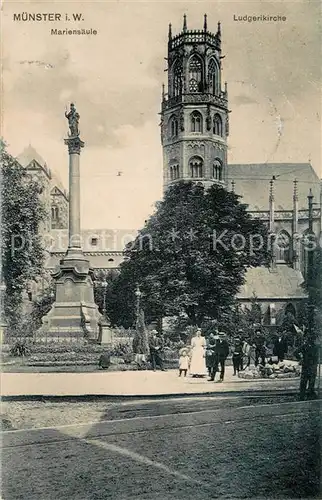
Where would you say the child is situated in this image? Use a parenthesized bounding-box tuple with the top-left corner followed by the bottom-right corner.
(179, 348, 190, 377)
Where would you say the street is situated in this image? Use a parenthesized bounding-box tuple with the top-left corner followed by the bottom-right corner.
(2, 396, 321, 499)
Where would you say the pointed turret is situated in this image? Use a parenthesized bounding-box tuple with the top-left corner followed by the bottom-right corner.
(183, 14, 187, 32)
(204, 14, 208, 31)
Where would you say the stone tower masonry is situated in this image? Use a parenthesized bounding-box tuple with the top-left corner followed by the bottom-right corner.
(160, 14, 230, 191)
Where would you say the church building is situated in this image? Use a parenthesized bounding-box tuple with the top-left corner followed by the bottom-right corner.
(159, 15, 321, 326)
(16, 15, 321, 328)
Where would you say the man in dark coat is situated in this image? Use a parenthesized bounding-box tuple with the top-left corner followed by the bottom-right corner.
(149, 330, 165, 371)
(273, 334, 288, 362)
(213, 332, 229, 382)
(295, 334, 319, 400)
(254, 330, 266, 366)
(232, 336, 244, 375)
(206, 332, 218, 380)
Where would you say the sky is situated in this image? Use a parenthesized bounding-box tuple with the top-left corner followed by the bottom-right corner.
(2, 0, 321, 229)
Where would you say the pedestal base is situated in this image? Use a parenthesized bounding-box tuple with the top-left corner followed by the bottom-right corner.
(39, 249, 101, 341)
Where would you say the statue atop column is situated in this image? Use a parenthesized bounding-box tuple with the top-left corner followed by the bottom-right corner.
(65, 103, 80, 137)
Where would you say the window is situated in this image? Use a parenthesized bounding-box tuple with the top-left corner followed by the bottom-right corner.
(189, 156, 203, 178)
(188, 55, 203, 93)
(275, 230, 291, 263)
(212, 159, 223, 181)
(91, 237, 98, 246)
(169, 164, 180, 180)
(169, 116, 178, 138)
(208, 58, 219, 95)
(108, 258, 114, 262)
(172, 60, 183, 97)
(190, 111, 203, 133)
(51, 206, 59, 221)
(213, 114, 222, 136)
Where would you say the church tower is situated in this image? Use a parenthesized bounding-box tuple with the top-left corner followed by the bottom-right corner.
(160, 15, 229, 191)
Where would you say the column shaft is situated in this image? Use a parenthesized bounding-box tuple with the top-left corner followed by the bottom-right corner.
(68, 152, 81, 249)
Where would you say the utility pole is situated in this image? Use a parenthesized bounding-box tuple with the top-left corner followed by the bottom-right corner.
(307, 189, 315, 341)
(299, 190, 319, 400)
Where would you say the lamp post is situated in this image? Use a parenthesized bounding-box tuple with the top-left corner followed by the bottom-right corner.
(135, 284, 142, 323)
(101, 279, 108, 318)
(307, 189, 315, 341)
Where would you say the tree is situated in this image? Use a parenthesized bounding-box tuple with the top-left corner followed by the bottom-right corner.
(1, 146, 47, 333)
(109, 181, 270, 327)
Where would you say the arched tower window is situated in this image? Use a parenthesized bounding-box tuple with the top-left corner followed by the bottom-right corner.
(208, 58, 219, 95)
(169, 163, 180, 181)
(213, 114, 222, 136)
(172, 60, 183, 98)
(212, 159, 223, 181)
(275, 230, 291, 263)
(189, 156, 203, 178)
(169, 116, 178, 138)
(190, 111, 203, 133)
(188, 55, 203, 93)
(51, 206, 59, 221)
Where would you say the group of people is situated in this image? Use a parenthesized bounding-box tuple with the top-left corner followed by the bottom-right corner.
(149, 327, 318, 399)
(179, 329, 231, 382)
(178, 328, 292, 382)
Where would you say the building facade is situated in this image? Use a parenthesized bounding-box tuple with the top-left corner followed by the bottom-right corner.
(161, 15, 229, 190)
(16, 17, 322, 328)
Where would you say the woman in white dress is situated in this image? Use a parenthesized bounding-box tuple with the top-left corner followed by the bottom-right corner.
(190, 329, 207, 377)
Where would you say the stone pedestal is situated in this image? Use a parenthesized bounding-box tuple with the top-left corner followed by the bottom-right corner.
(39, 113, 100, 342)
(40, 253, 101, 341)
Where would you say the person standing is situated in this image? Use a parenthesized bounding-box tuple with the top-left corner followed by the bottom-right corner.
(232, 336, 244, 376)
(213, 332, 229, 382)
(206, 332, 219, 381)
(273, 334, 288, 362)
(190, 329, 207, 377)
(254, 330, 266, 367)
(178, 348, 190, 377)
(295, 334, 319, 400)
(149, 330, 165, 371)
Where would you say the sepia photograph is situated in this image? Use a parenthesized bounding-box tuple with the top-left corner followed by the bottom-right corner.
(1, 0, 321, 498)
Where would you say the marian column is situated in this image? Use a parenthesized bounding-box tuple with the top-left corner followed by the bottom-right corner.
(39, 104, 101, 342)
(64, 104, 83, 258)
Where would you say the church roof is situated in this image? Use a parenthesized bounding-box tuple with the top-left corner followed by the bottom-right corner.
(17, 145, 68, 199)
(237, 266, 307, 300)
(227, 163, 321, 211)
(17, 144, 48, 169)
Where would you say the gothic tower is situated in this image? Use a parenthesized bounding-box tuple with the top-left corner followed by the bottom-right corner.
(160, 15, 229, 191)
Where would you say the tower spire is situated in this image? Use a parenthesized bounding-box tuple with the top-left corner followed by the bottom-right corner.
(217, 21, 221, 37)
(204, 14, 208, 31)
(168, 23, 172, 40)
(183, 14, 187, 32)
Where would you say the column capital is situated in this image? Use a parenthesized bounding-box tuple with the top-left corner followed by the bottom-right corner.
(64, 136, 85, 155)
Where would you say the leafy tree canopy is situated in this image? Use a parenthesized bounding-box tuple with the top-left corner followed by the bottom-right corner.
(1, 146, 47, 332)
(108, 181, 270, 327)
